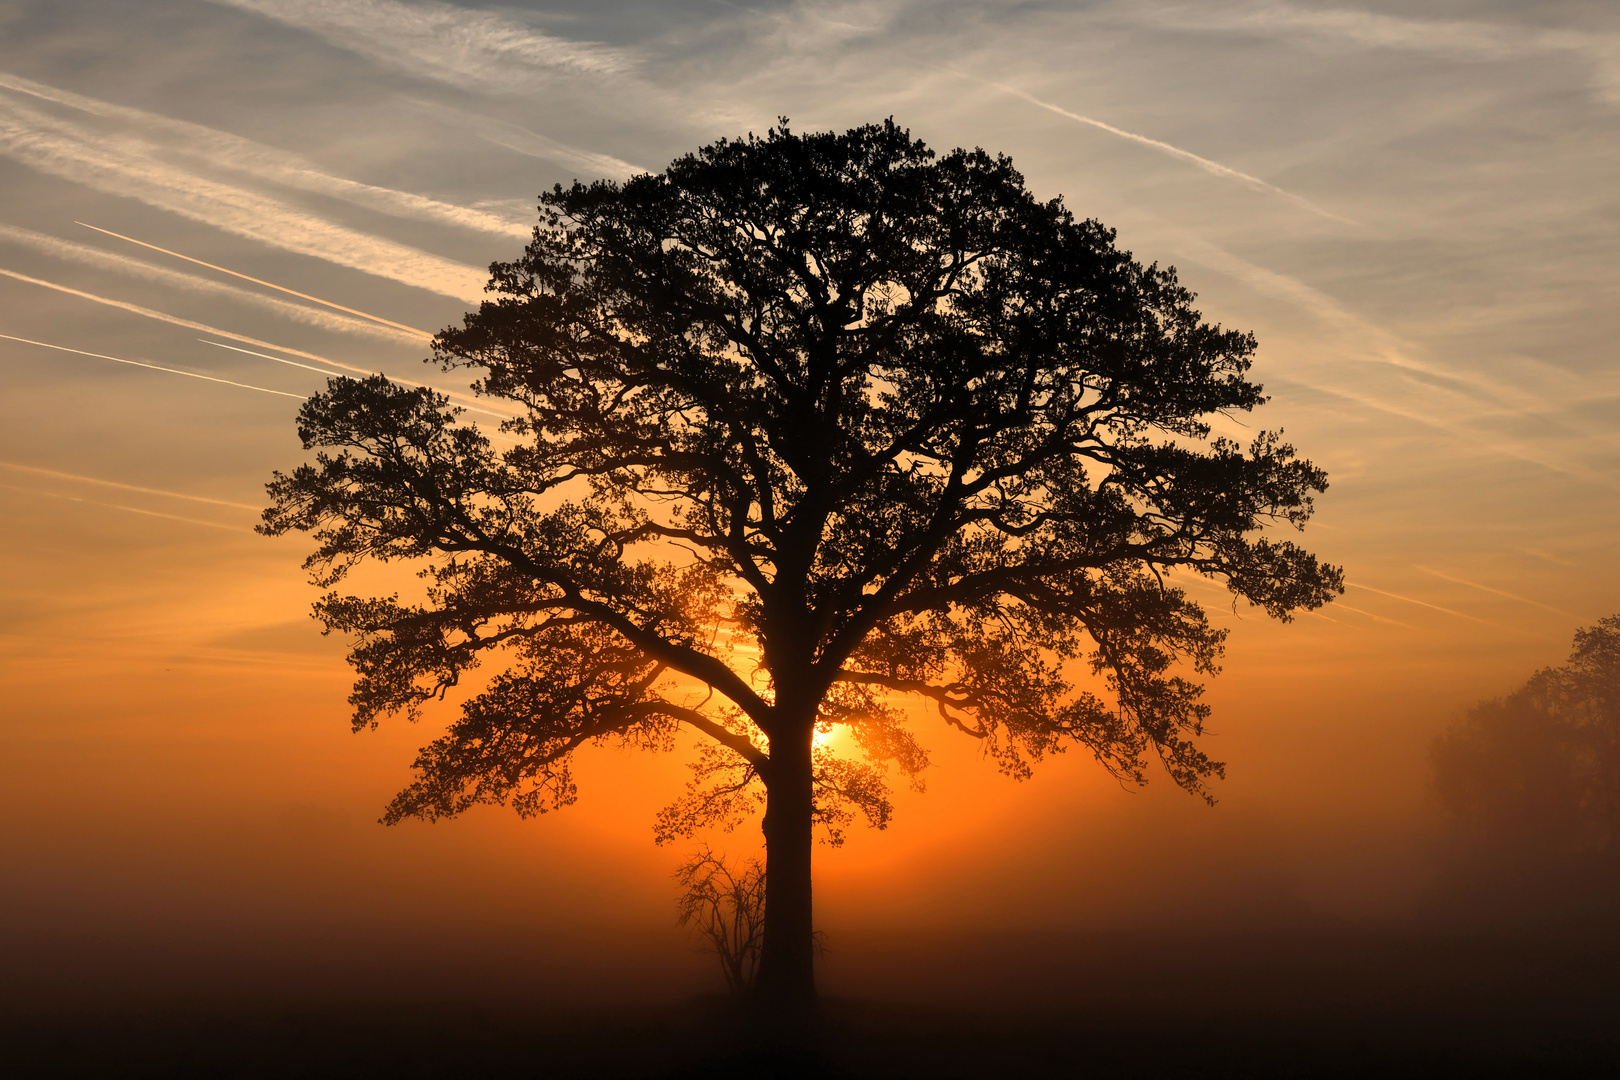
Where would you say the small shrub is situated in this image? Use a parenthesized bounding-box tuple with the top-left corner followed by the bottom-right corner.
(675, 847, 765, 994)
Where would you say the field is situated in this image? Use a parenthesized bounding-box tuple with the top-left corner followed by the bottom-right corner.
(9, 929, 1618, 1078)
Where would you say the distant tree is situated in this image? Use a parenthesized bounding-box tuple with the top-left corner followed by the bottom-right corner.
(1433, 616, 1620, 867)
(675, 847, 767, 994)
(260, 120, 1342, 1008)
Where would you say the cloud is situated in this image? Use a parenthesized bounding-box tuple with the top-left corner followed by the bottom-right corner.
(0, 71, 530, 239)
(1133, 2, 1527, 56)
(1124, 1, 1620, 104)
(0, 222, 422, 345)
(403, 99, 648, 180)
(0, 77, 491, 303)
(202, 0, 631, 91)
(1121, 222, 1620, 490)
(1143, 225, 1525, 405)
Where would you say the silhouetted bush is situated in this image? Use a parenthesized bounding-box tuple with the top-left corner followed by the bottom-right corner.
(676, 848, 766, 994)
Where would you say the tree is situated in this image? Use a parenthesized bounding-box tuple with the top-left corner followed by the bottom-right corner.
(261, 120, 1342, 1008)
(675, 847, 768, 994)
(1432, 617, 1620, 872)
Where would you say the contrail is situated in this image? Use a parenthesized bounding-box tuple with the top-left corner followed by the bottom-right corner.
(1413, 565, 1581, 619)
(76, 222, 433, 339)
(0, 266, 514, 417)
(1332, 602, 1414, 629)
(978, 79, 1359, 227)
(1519, 547, 1578, 569)
(197, 341, 517, 424)
(0, 460, 259, 510)
(201, 340, 349, 378)
(0, 222, 419, 345)
(2, 483, 247, 532)
(0, 333, 304, 397)
(1345, 581, 1500, 626)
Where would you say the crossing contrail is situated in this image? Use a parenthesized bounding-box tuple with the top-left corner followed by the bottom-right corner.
(76, 222, 434, 339)
(1331, 603, 1414, 629)
(1345, 581, 1501, 627)
(1413, 565, 1581, 619)
(0, 460, 260, 509)
(0, 333, 304, 397)
(1, 483, 248, 532)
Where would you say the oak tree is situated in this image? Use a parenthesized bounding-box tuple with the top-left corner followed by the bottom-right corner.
(261, 120, 1342, 1006)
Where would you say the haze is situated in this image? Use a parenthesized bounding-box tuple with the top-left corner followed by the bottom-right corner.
(2, 1, 1617, 1072)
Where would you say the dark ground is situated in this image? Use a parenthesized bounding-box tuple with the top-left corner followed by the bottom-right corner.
(6, 930, 1619, 1078)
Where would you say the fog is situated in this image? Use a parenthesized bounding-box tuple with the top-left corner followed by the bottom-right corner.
(4, 0, 1620, 1073)
(5, 570, 1615, 1043)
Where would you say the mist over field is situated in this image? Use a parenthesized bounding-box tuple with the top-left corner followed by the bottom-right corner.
(3, 1, 1619, 1075)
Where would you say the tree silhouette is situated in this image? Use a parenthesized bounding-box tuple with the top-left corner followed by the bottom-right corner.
(261, 120, 1342, 1007)
(675, 847, 767, 994)
(1433, 616, 1620, 880)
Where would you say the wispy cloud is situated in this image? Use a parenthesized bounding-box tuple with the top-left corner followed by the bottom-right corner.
(1127, 222, 1620, 490)
(0, 70, 531, 239)
(203, 0, 631, 91)
(0, 82, 489, 303)
(0, 222, 421, 345)
(1123, 1, 1620, 104)
(404, 99, 648, 180)
(1134, 1, 1531, 57)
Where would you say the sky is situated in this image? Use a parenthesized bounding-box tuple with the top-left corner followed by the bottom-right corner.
(2, 0, 1618, 1008)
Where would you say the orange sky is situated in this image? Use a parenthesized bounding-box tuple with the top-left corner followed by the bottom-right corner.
(3, 0, 1619, 1007)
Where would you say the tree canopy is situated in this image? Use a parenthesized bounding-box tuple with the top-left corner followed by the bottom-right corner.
(1434, 616, 1620, 864)
(261, 119, 1342, 1002)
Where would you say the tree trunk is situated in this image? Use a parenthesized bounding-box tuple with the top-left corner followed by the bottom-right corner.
(753, 720, 816, 1008)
